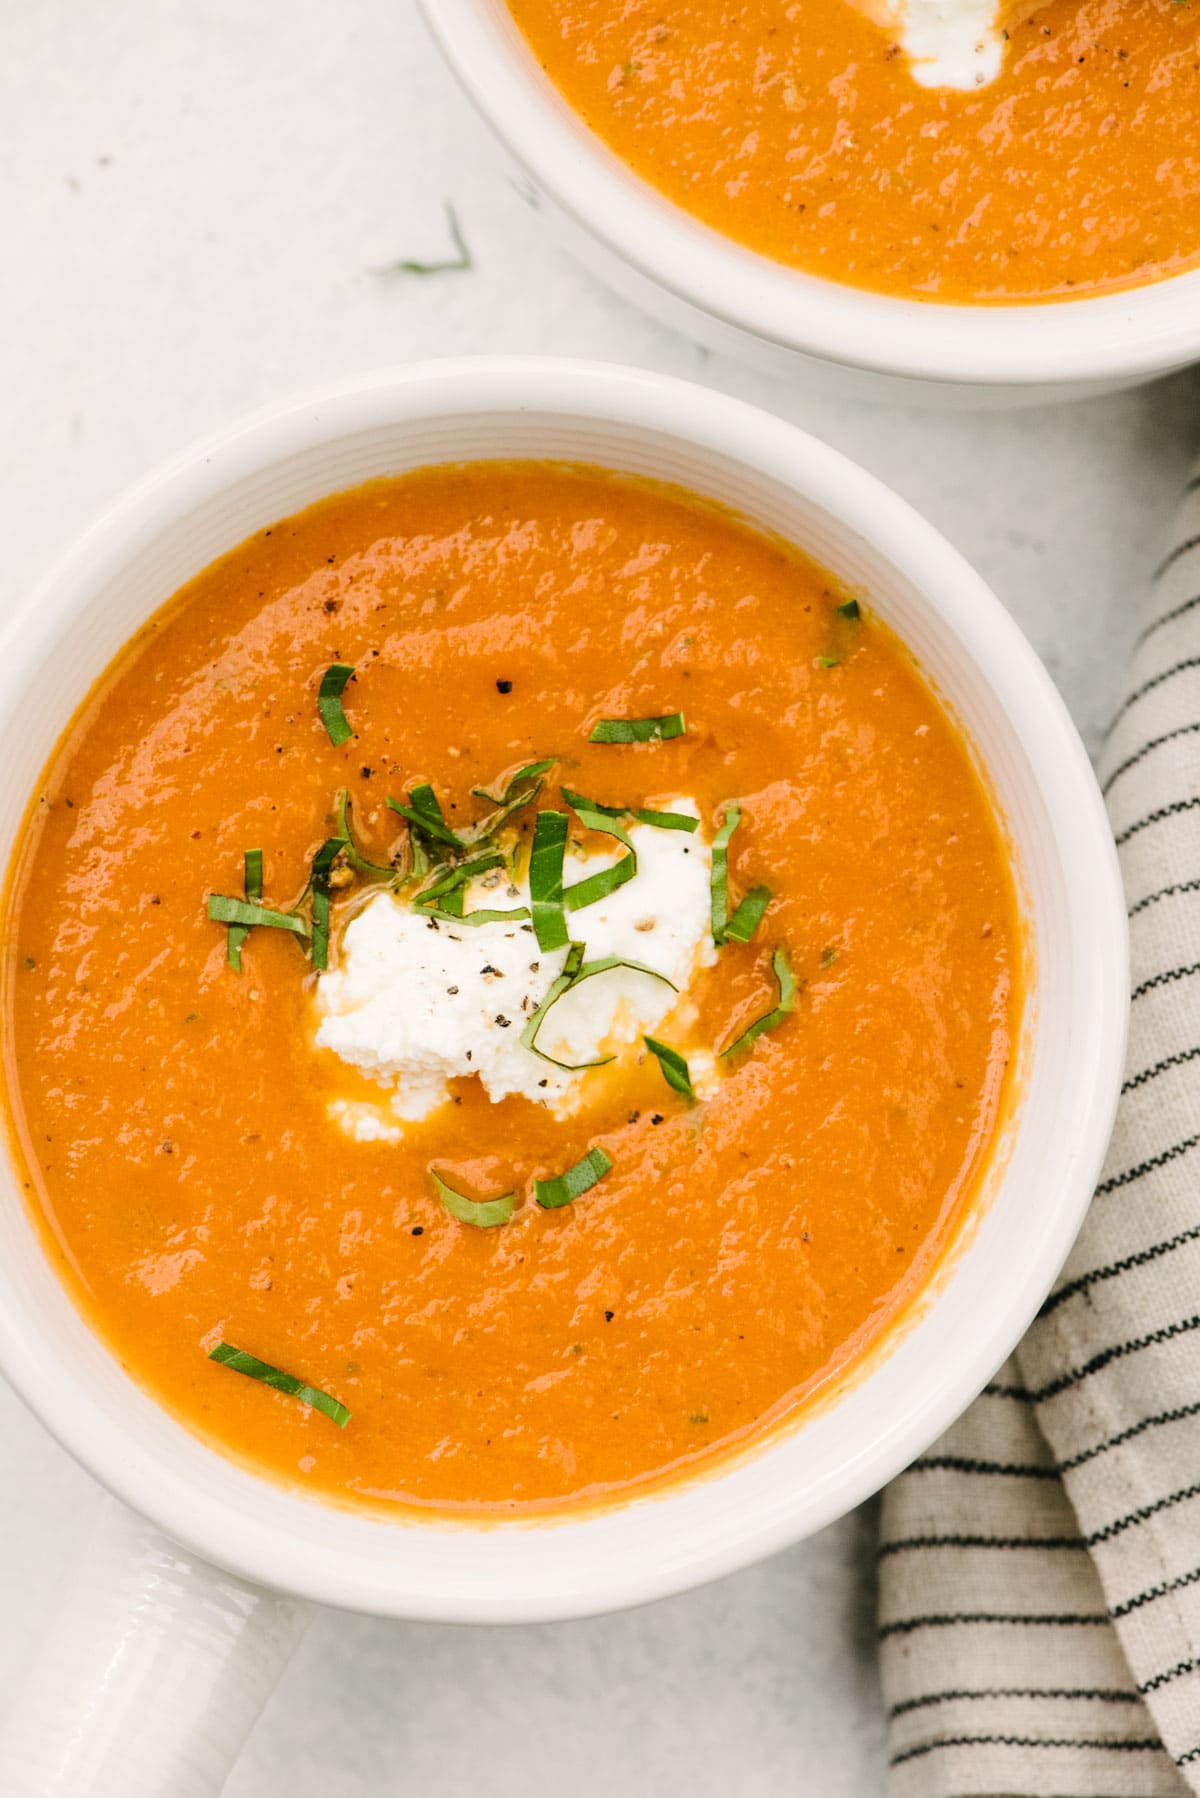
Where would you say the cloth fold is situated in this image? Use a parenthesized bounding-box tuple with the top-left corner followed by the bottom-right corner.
(880, 468, 1200, 1797)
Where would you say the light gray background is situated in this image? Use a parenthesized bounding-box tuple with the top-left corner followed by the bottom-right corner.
(2, 3, 1197, 1792)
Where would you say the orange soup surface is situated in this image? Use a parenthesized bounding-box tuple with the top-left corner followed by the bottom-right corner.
(3, 464, 1019, 1515)
(505, 0, 1200, 302)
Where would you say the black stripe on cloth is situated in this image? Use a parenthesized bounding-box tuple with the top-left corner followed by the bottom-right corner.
(1132, 594, 1200, 653)
(907, 1453, 1060, 1480)
(1060, 1400, 1200, 1475)
(889, 1688, 1142, 1718)
(1112, 1563, 1200, 1621)
(1140, 1658, 1199, 1696)
(1155, 535, 1200, 584)
(1178, 1743, 1200, 1765)
(1106, 656, 1200, 736)
(890, 1734, 1163, 1768)
(1085, 1480, 1200, 1550)
(1040, 1223, 1200, 1317)
(1131, 962, 1200, 1003)
(982, 1380, 1033, 1400)
(1114, 796, 1200, 848)
(1129, 877, 1200, 919)
(1094, 1134, 1200, 1197)
(1102, 720, 1200, 793)
(1123, 1045, 1200, 1094)
(1028, 1315, 1200, 1402)
(889, 1687, 1142, 1718)
(879, 1611, 1110, 1640)
(878, 1533, 1085, 1559)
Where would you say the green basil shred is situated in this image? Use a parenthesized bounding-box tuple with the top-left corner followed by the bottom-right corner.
(710, 807, 770, 945)
(589, 713, 685, 744)
(386, 783, 466, 851)
(318, 663, 355, 747)
(634, 807, 699, 833)
(208, 1340, 351, 1428)
(836, 598, 861, 620)
(643, 1035, 696, 1104)
(721, 945, 797, 1058)
(308, 837, 345, 971)
(334, 789, 395, 879)
(225, 848, 263, 971)
(420, 904, 531, 927)
(724, 884, 772, 945)
(561, 791, 638, 912)
(430, 1168, 516, 1228)
(207, 894, 309, 940)
(529, 809, 570, 951)
(535, 1146, 614, 1210)
(521, 951, 675, 1071)
(710, 805, 740, 944)
(415, 850, 506, 909)
(471, 758, 556, 807)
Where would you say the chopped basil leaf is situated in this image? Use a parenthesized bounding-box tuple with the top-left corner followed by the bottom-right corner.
(430, 1168, 516, 1228)
(564, 853, 637, 911)
(208, 1340, 350, 1428)
(634, 807, 699, 833)
(308, 837, 344, 972)
(589, 713, 685, 744)
(520, 963, 613, 1072)
(415, 850, 505, 907)
(535, 1146, 613, 1209)
(560, 786, 625, 824)
(529, 809, 569, 951)
(816, 655, 840, 669)
(561, 790, 638, 912)
(521, 952, 675, 1071)
(420, 904, 531, 927)
(374, 203, 472, 277)
(643, 1035, 696, 1103)
(334, 789, 395, 879)
(413, 848, 526, 923)
(208, 894, 309, 940)
(836, 598, 861, 620)
(226, 847, 263, 971)
(318, 663, 355, 747)
(710, 805, 740, 944)
(311, 889, 331, 969)
(471, 759, 556, 807)
(467, 759, 556, 841)
(386, 785, 465, 850)
(724, 884, 772, 945)
(720, 945, 797, 1058)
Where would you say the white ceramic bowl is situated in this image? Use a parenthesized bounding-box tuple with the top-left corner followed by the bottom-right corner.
(0, 359, 1126, 1633)
(419, 0, 1200, 404)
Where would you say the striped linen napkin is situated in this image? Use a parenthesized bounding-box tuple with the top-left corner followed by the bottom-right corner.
(879, 466, 1200, 1798)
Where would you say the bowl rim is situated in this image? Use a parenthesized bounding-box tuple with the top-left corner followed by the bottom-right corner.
(0, 358, 1129, 1619)
(418, 0, 1200, 390)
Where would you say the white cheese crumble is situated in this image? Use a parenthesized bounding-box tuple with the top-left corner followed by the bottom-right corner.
(315, 800, 716, 1133)
(851, 0, 1015, 88)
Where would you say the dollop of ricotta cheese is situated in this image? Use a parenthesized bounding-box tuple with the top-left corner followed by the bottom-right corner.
(315, 801, 716, 1133)
(850, 0, 1015, 88)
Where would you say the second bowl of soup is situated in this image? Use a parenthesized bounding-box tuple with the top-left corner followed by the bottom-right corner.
(421, 0, 1200, 398)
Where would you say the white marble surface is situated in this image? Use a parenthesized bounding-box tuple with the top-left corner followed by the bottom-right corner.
(1, 3, 1197, 1792)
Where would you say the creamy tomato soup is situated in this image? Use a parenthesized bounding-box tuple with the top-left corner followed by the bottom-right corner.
(505, 0, 1200, 303)
(2, 464, 1019, 1514)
